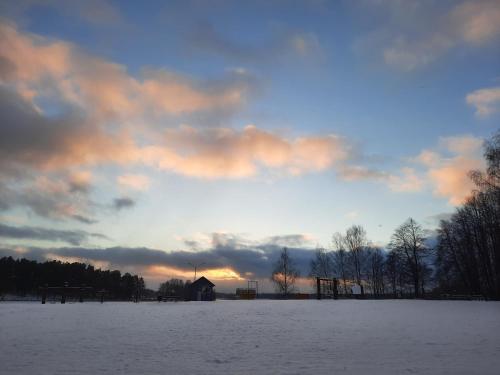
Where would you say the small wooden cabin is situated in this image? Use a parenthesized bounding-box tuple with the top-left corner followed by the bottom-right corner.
(187, 276, 216, 301)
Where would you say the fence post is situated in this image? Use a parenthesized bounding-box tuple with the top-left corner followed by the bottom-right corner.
(316, 277, 321, 300)
(61, 282, 68, 304)
(41, 287, 47, 304)
(99, 290, 104, 303)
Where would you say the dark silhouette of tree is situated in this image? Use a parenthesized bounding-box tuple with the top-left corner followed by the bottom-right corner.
(0, 257, 147, 300)
(309, 247, 334, 279)
(158, 278, 186, 297)
(271, 247, 300, 297)
(389, 218, 428, 298)
(332, 232, 351, 294)
(384, 249, 406, 297)
(364, 247, 385, 296)
(435, 131, 500, 299)
(344, 225, 367, 295)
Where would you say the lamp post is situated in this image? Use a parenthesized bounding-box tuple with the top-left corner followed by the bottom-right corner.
(188, 262, 206, 281)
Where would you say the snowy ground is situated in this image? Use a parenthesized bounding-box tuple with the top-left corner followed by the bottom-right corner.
(1, 300, 499, 375)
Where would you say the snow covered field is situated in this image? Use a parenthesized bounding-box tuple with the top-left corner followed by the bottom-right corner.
(1, 300, 499, 375)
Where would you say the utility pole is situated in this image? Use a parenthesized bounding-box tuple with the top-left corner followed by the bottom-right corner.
(284, 247, 288, 297)
(188, 262, 206, 281)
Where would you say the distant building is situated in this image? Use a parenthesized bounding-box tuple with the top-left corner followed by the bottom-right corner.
(187, 276, 216, 301)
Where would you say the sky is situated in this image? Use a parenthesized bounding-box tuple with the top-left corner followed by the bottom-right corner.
(0, 0, 499, 292)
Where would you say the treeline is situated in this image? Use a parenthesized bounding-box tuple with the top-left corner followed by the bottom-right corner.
(307, 131, 500, 300)
(308, 219, 432, 298)
(158, 278, 190, 298)
(435, 132, 500, 299)
(0, 257, 146, 300)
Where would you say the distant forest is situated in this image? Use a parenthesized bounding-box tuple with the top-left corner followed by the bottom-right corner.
(0, 257, 147, 300)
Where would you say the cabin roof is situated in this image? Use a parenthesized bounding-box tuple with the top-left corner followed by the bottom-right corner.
(189, 276, 215, 288)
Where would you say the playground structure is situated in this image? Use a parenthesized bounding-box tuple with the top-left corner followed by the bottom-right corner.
(39, 283, 98, 304)
(316, 277, 339, 300)
(236, 280, 259, 299)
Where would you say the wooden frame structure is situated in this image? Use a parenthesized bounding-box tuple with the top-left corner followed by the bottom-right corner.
(316, 277, 339, 300)
(39, 284, 95, 304)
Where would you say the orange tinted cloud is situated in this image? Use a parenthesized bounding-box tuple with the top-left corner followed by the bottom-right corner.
(0, 22, 251, 119)
(378, 0, 500, 71)
(140, 125, 351, 178)
(428, 156, 482, 205)
(466, 86, 500, 117)
(117, 174, 151, 191)
(451, 1, 500, 43)
(388, 167, 424, 193)
(414, 135, 485, 205)
(1, 83, 355, 180)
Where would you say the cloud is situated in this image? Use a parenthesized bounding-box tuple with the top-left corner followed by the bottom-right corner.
(0, 69, 449, 222)
(0, 21, 254, 120)
(338, 166, 389, 182)
(439, 135, 484, 155)
(0, 223, 108, 245)
(289, 32, 322, 57)
(0, 0, 124, 27)
(360, 0, 500, 71)
(0, 85, 138, 173)
(112, 197, 135, 211)
(0, 19, 253, 222)
(387, 167, 424, 192)
(68, 170, 93, 193)
(188, 21, 323, 63)
(450, 0, 500, 43)
(337, 164, 425, 194)
(0, 19, 456, 223)
(0, 24, 347, 190)
(66, 0, 123, 26)
(0, 81, 395, 220)
(383, 34, 453, 71)
(265, 234, 314, 247)
(0, 86, 119, 222)
(72, 215, 98, 224)
(140, 125, 353, 178)
(413, 135, 485, 205)
(427, 157, 482, 205)
(345, 211, 359, 220)
(0, 173, 96, 224)
(117, 174, 151, 191)
(0, 82, 356, 180)
(0, 232, 317, 281)
(466, 86, 500, 117)
(425, 212, 454, 226)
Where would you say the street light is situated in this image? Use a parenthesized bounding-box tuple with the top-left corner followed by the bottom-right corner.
(187, 261, 206, 281)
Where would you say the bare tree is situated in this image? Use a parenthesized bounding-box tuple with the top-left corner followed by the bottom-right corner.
(389, 218, 428, 298)
(435, 131, 500, 300)
(158, 278, 185, 296)
(271, 247, 300, 297)
(385, 249, 405, 297)
(365, 247, 385, 296)
(332, 232, 350, 294)
(344, 225, 367, 295)
(309, 247, 334, 279)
